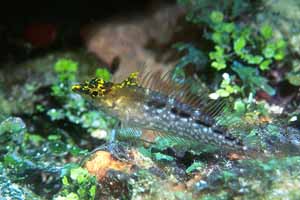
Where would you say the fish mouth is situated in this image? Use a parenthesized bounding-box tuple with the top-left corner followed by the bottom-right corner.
(71, 84, 82, 93)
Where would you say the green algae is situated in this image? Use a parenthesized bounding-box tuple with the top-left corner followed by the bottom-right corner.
(0, 116, 88, 199)
(54, 167, 97, 200)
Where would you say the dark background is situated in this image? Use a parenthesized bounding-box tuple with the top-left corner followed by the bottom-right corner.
(0, 0, 175, 23)
(0, 0, 175, 64)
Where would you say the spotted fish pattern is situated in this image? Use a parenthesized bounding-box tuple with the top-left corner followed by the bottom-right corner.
(72, 71, 247, 152)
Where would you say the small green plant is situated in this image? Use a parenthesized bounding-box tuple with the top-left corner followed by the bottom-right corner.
(186, 161, 204, 174)
(208, 11, 286, 72)
(54, 167, 97, 200)
(286, 60, 300, 86)
(175, 10, 286, 101)
(42, 59, 115, 134)
(51, 59, 78, 98)
(177, 0, 256, 24)
(137, 140, 176, 163)
(95, 68, 111, 82)
(209, 73, 241, 99)
(207, 11, 285, 98)
(173, 43, 208, 70)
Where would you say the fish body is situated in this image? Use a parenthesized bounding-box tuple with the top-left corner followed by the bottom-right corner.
(72, 72, 247, 151)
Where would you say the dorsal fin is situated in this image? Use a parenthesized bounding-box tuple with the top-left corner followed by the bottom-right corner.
(136, 69, 228, 121)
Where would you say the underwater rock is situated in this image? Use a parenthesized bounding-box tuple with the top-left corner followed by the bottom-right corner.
(98, 169, 132, 199)
(82, 4, 185, 80)
(0, 117, 26, 149)
(0, 50, 100, 116)
(249, 124, 300, 155)
(84, 151, 133, 181)
(0, 173, 42, 200)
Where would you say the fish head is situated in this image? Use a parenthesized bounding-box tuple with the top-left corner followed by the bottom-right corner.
(72, 72, 141, 116)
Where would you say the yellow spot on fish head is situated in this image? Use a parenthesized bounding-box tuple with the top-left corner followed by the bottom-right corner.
(72, 72, 139, 107)
(72, 78, 113, 98)
(115, 72, 139, 89)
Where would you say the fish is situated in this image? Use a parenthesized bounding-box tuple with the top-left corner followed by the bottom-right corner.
(72, 70, 248, 153)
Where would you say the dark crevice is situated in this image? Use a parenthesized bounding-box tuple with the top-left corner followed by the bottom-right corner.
(178, 111, 191, 118)
(147, 100, 167, 109)
(194, 119, 212, 127)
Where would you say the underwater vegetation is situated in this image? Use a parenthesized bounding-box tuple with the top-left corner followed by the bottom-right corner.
(1, 0, 300, 199)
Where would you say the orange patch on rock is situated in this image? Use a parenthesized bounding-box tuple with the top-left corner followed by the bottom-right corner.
(81, 5, 185, 79)
(227, 152, 245, 160)
(84, 151, 132, 181)
(259, 116, 272, 123)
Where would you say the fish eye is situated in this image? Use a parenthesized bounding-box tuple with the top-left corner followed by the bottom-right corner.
(91, 91, 98, 97)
